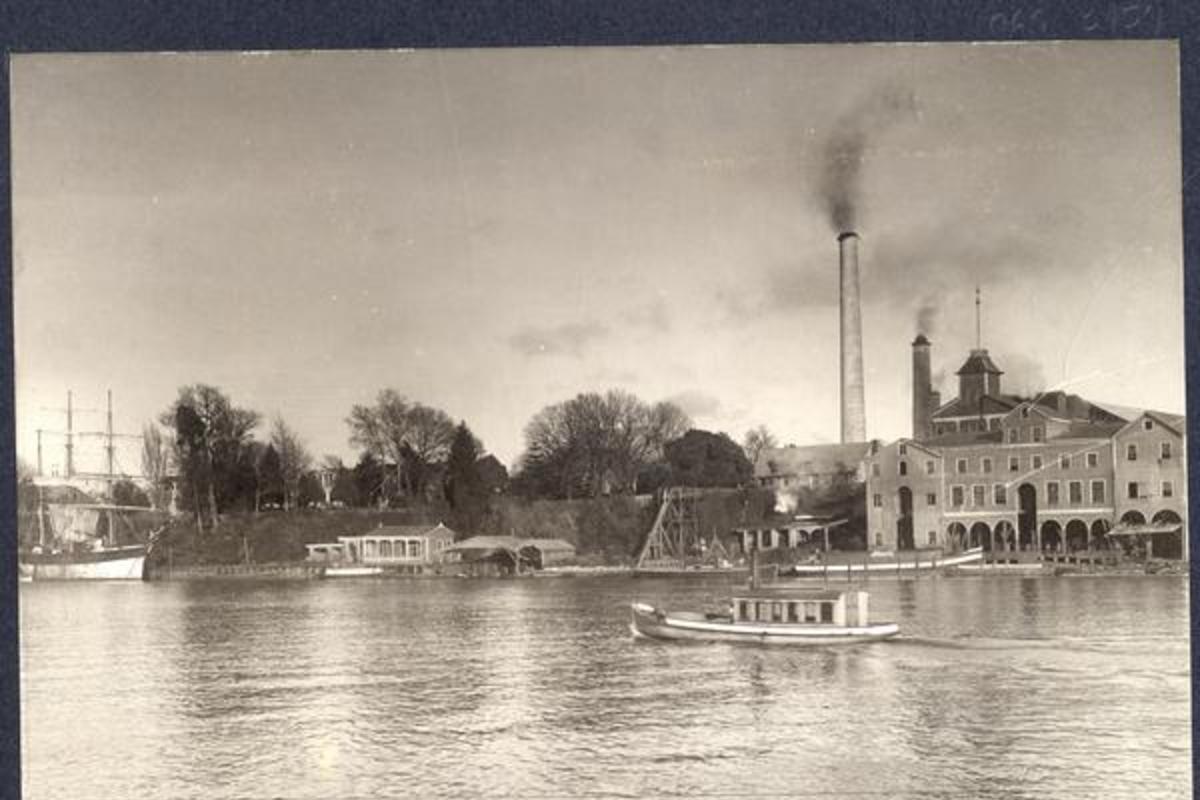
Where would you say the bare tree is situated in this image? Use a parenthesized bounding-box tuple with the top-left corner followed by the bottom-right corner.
(270, 416, 312, 511)
(515, 390, 692, 499)
(140, 422, 173, 510)
(742, 425, 779, 471)
(346, 390, 456, 502)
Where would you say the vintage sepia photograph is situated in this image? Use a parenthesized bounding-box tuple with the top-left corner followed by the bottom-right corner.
(11, 40, 1190, 798)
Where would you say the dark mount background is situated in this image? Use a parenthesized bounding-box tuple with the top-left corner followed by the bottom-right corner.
(1, 1, 1197, 795)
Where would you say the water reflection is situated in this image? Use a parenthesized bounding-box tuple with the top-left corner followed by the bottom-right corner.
(21, 575, 1191, 800)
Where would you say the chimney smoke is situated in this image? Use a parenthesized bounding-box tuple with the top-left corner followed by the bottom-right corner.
(839, 232, 866, 443)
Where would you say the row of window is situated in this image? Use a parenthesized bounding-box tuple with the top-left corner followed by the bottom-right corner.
(1127, 442, 1172, 461)
(1128, 481, 1175, 500)
(872, 479, 1178, 511)
(875, 441, 1176, 480)
(942, 481, 1106, 508)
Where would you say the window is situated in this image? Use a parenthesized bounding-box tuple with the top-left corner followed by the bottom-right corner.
(1046, 482, 1060, 506)
(951, 486, 965, 507)
(771, 603, 783, 623)
(739, 601, 749, 620)
(1127, 444, 1137, 461)
(1161, 442, 1172, 460)
(1143, 419, 1154, 431)
(1060, 455, 1070, 470)
(873, 494, 882, 508)
(1032, 455, 1043, 470)
(925, 460, 936, 475)
(1068, 481, 1082, 504)
(994, 484, 1007, 505)
(1162, 481, 1174, 498)
(875, 533, 883, 547)
(973, 485, 986, 506)
(787, 603, 799, 623)
(988, 418, 1001, 431)
(1087, 452, 1098, 468)
(1021, 407, 1030, 419)
(820, 604, 833, 623)
(1091, 480, 1105, 504)
(1009, 456, 1020, 472)
(1008, 428, 1018, 443)
(899, 460, 908, 476)
(957, 458, 968, 474)
(899, 444, 908, 456)
(1032, 425, 1044, 443)
(927, 531, 937, 546)
(871, 463, 880, 477)
(982, 458, 993, 474)
(1127, 482, 1139, 499)
(926, 492, 937, 506)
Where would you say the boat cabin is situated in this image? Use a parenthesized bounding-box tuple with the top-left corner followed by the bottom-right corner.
(730, 588, 872, 627)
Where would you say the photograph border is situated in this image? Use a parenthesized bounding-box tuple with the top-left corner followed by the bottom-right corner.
(2, 2, 1197, 796)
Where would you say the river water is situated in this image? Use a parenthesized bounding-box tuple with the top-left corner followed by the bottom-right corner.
(19, 574, 1192, 799)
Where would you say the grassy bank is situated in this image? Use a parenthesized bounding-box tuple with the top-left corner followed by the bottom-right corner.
(149, 488, 778, 568)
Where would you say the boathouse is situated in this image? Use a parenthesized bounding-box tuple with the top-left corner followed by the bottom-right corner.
(305, 522, 457, 573)
(444, 535, 576, 575)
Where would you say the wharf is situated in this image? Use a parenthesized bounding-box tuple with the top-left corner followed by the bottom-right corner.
(148, 562, 326, 581)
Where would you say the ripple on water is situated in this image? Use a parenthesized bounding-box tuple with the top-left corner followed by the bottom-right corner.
(18, 575, 1192, 800)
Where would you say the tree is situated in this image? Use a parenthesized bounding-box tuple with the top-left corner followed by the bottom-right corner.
(513, 390, 693, 500)
(270, 416, 312, 511)
(475, 455, 509, 494)
(663, 429, 753, 488)
(444, 422, 489, 534)
(140, 423, 173, 510)
(346, 390, 456, 503)
(160, 384, 260, 531)
(352, 452, 388, 508)
(111, 479, 151, 507)
(256, 444, 284, 509)
(742, 425, 779, 471)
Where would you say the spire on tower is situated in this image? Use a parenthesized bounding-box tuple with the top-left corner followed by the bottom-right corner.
(975, 286, 982, 350)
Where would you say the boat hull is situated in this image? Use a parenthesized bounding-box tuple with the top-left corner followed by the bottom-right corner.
(324, 566, 385, 578)
(787, 547, 984, 576)
(630, 603, 898, 645)
(19, 546, 147, 581)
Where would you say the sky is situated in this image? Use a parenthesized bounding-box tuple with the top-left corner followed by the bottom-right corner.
(11, 41, 1185, 475)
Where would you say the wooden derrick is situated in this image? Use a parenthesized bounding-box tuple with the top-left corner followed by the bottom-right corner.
(635, 487, 709, 571)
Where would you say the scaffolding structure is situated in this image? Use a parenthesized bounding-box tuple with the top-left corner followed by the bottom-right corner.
(635, 487, 730, 571)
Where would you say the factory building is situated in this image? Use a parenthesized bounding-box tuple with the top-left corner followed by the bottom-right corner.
(865, 335, 1187, 560)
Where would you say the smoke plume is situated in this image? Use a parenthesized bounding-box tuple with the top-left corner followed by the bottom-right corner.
(818, 84, 919, 233)
(916, 294, 941, 336)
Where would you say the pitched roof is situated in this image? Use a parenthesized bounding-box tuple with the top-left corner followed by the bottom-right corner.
(367, 522, 457, 539)
(923, 430, 1005, 447)
(755, 443, 871, 479)
(956, 349, 1004, 375)
(932, 394, 1021, 419)
(446, 535, 576, 553)
(1049, 421, 1126, 441)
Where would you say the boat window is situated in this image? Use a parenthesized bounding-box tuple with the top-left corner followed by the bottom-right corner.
(771, 603, 783, 622)
(820, 603, 834, 623)
(787, 603, 799, 623)
(804, 602, 818, 622)
(739, 601, 749, 621)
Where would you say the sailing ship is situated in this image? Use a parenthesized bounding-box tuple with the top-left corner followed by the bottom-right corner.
(19, 486, 166, 581)
(18, 390, 166, 581)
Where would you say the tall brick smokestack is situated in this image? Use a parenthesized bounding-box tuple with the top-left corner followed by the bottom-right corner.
(838, 232, 866, 443)
(912, 334, 932, 440)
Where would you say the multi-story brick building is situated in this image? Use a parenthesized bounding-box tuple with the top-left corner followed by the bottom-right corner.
(865, 338, 1187, 560)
